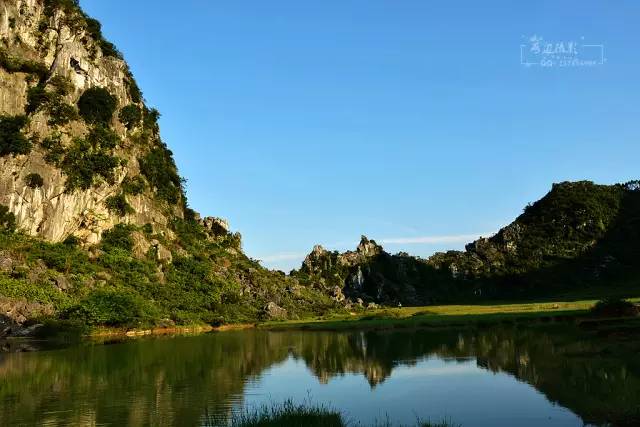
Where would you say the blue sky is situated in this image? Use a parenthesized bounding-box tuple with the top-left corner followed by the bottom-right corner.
(81, 0, 640, 271)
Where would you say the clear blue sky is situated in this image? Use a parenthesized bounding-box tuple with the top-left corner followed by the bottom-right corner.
(82, 0, 640, 271)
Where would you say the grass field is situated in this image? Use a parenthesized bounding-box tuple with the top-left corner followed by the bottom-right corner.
(262, 297, 640, 331)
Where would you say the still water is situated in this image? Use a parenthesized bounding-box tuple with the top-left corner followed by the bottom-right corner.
(0, 324, 637, 426)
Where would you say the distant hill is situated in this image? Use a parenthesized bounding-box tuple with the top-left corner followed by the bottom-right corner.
(293, 181, 640, 305)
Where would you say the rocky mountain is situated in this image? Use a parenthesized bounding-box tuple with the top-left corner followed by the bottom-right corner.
(293, 181, 640, 305)
(0, 0, 183, 244)
(0, 0, 339, 335)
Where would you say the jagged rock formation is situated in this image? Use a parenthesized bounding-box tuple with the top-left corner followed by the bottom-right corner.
(294, 235, 435, 305)
(295, 181, 640, 304)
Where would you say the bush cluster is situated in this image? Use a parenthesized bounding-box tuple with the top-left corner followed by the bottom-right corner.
(26, 77, 78, 126)
(25, 173, 44, 188)
(41, 133, 65, 164)
(0, 115, 31, 156)
(0, 205, 16, 231)
(101, 224, 135, 252)
(83, 18, 122, 59)
(61, 137, 119, 190)
(125, 75, 142, 103)
(77, 87, 117, 125)
(64, 290, 158, 326)
(87, 125, 120, 149)
(119, 104, 142, 130)
(122, 175, 146, 195)
(139, 145, 183, 204)
(105, 193, 134, 217)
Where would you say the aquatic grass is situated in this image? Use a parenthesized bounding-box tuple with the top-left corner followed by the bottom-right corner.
(203, 400, 344, 427)
(201, 400, 460, 427)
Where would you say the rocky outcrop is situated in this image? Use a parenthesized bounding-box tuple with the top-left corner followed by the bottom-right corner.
(264, 301, 287, 320)
(294, 236, 428, 306)
(1, 297, 53, 327)
(197, 216, 229, 236)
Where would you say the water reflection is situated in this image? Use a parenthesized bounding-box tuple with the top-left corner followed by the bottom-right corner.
(0, 323, 637, 426)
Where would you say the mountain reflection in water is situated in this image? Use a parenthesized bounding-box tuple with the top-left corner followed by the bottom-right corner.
(0, 323, 638, 426)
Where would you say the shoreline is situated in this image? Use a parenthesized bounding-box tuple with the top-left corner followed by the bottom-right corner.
(90, 297, 640, 337)
(3, 298, 638, 350)
(88, 322, 257, 339)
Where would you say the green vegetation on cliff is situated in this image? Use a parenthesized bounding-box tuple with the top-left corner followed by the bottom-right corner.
(0, 216, 340, 330)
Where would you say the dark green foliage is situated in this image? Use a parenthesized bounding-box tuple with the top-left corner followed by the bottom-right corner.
(101, 224, 135, 252)
(46, 101, 79, 126)
(61, 138, 119, 190)
(125, 76, 142, 103)
(41, 133, 65, 165)
(77, 87, 117, 125)
(143, 107, 160, 132)
(105, 193, 134, 217)
(63, 235, 80, 247)
(0, 205, 16, 231)
(83, 18, 122, 59)
(590, 298, 639, 317)
(25, 173, 44, 188)
(0, 114, 31, 156)
(122, 175, 145, 195)
(87, 125, 120, 149)
(26, 86, 50, 114)
(65, 290, 158, 326)
(118, 104, 142, 130)
(139, 145, 183, 204)
(27, 240, 93, 274)
(27, 78, 78, 126)
(48, 75, 73, 96)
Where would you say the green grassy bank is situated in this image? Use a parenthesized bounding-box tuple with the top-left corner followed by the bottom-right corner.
(262, 297, 640, 331)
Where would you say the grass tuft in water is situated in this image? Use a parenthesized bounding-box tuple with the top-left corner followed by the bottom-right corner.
(203, 400, 344, 427)
(202, 400, 459, 427)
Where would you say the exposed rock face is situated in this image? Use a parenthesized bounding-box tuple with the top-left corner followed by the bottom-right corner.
(264, 301, 287, 320)
(198, 216, 229, 236)
(1, 297, 53, 326)
(0, 0, 181, 244)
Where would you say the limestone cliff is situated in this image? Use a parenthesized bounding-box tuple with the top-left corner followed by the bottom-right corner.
(0, 0, 181, 244)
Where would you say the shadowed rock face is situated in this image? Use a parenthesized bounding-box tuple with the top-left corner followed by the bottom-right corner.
(294, 181, 640, 305)
(0, 0, 181, 244)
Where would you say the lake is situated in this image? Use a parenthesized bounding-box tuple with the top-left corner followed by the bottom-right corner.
(0, 323, 637, 426)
